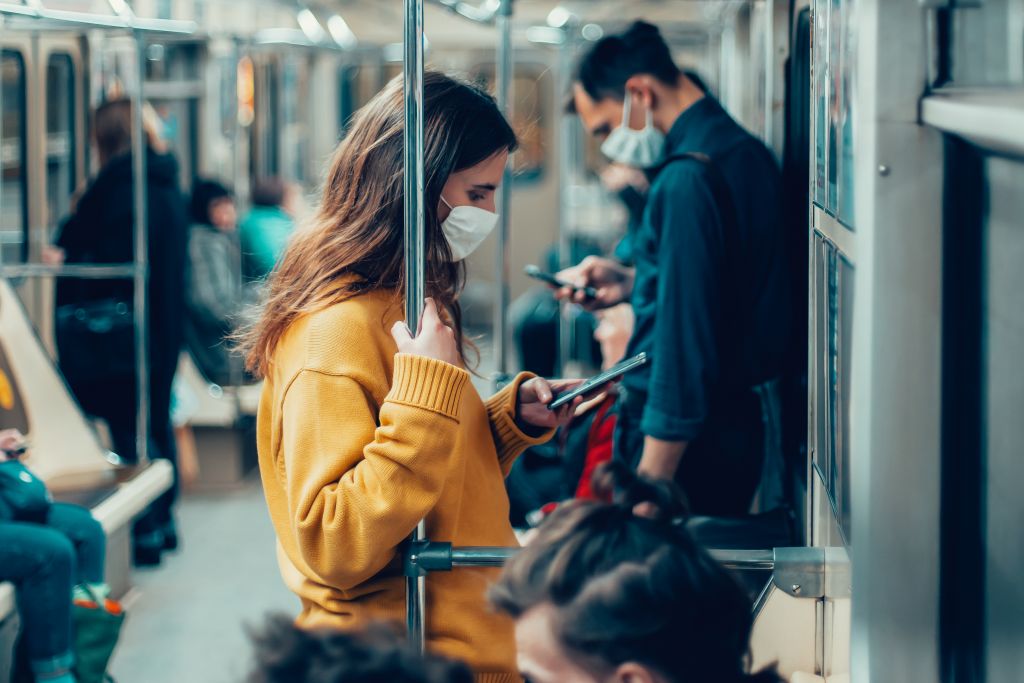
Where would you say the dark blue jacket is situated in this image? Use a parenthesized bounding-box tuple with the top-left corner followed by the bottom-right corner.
(623, 97, 790, 442)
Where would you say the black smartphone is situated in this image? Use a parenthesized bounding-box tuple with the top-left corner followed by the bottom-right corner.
(524, 264, 598, 300)
(548, 352, 649, 410)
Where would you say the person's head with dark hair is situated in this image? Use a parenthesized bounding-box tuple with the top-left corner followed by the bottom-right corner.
(490, 462, 781, 683)
(252, 177, 287, 208)
(247, 615, 474, 683)
(569, 21, 706, 169)
(190, 179, 237, 232)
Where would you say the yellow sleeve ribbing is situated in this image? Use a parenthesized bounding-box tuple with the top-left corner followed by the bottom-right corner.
(485, 371, 555, 477)
(277, 353, 469, 590)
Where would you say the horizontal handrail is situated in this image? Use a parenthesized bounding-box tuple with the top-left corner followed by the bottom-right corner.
(405, 543, 781, 574)
(0, 264, 140, 279)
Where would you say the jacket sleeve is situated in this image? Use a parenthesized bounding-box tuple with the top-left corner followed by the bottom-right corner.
(485, 371, 555, 477)
(278, 353, 469, 590)
(640, 163, 724, 442)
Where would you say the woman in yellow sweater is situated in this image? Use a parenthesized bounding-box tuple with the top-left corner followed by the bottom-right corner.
(238, 72, 581, 682)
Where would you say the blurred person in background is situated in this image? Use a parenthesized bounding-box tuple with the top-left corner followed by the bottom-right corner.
(0, 429, 110, 683)
(185, 179, 252, 386)
(239, 177, 297, 281)
(49, 98, 188, 566)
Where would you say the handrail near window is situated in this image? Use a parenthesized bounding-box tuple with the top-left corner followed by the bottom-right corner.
(921, 88, 1024, 158)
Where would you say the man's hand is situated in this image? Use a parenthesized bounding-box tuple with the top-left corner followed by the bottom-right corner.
(554, 256, 634, 312)
(634, 437, 688, 517)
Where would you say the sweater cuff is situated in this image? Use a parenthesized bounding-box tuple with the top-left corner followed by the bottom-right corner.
(486, 372, 555, 462)
(386, 353, 470, 421)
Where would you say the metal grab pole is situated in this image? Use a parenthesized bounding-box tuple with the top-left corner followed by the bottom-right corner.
(556, 31, 573, 375)
(493, 0, 513, 382)
(403, 0, 428, 652)
(132, 31, 150, 464)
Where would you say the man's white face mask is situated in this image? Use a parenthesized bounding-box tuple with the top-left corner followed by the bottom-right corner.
(600, 95, 666, 169)
(439, 195, 499, 261)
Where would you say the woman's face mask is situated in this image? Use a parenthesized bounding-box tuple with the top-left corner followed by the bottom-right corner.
(440, 195, 499, 261)
(600, 95, 666, 169)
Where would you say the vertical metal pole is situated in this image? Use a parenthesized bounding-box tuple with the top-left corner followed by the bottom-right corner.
(132, 32, 150, 463)
(763, 0, 775, 150)
(493, 0, 513, 380)
(556, 32, 573, 374)
(403, 0, 427, 652)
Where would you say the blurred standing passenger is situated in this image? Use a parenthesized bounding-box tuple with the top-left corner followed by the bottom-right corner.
(239, 177, 296, 280)
(557, 21, 791, 516)
(51, 98, 188, 565)
(185, 179, 249, 386)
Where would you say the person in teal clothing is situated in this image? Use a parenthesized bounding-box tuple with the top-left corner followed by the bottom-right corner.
(239, 177, 296, 280)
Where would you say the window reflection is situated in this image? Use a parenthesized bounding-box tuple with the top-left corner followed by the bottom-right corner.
(1, 50, 27, 263)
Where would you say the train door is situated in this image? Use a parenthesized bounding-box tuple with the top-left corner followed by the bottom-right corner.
(0, 39, 31, 267)
(33, 35, 87, 350)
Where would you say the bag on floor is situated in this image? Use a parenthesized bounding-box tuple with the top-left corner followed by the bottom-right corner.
(72, 587, 126, 683)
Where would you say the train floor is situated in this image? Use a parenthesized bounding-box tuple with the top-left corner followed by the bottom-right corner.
(108, 476, 295, 683)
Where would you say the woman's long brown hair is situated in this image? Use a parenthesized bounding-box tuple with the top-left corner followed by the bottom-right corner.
(238, 72, 517, 377)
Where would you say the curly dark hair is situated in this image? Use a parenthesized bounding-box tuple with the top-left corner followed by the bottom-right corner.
(246, 615, 474, 683)
(490, 462, 781, 683)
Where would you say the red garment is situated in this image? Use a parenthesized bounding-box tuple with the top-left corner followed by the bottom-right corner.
(574, 394, 617, 501)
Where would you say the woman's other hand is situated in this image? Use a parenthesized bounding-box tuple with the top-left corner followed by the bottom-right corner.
(390, 298, 461, 367)
(515, 378, 584, 433)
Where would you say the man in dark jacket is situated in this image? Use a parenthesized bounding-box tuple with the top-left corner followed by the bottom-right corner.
(53, 98, 188, 564)
(557, 22, 792, 516)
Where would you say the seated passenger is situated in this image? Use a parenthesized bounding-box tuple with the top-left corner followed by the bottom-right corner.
(490, 463, 781, 683)
(237, 71, 585, 681)
(247, 615, 472, 683)
(239, 177, 297, 281)
(0, 430, 110, 683)
(185, 179, 251, 386)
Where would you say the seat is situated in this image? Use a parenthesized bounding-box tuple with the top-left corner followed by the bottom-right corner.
(0, 277, 173, 673)
(177, 352, 260, 489)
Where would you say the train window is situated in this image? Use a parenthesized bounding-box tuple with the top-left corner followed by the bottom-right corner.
(46, 53, 77, 240)
(338, 64, 359, 135)
(1, 49, 28, 264)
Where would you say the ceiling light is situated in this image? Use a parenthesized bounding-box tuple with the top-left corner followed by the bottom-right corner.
(297, 8, 327, 43)
(546, 6, 571, 28)
(328, 14, 358, 49)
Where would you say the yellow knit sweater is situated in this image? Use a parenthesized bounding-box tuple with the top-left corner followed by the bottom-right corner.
(256, 288, 551, 682)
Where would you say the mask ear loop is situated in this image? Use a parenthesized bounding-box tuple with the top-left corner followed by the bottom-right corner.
(644, 103, 655, 131)
(621, 93, 633, 129)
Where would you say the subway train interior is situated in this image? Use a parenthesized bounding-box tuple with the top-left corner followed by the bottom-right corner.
(0, 0, 1022, 681)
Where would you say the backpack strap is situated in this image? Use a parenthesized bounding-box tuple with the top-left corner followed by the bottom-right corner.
(653, 152, 738, 238)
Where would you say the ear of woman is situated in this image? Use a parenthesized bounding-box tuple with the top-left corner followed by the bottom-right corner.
(614, 662, 661, 683)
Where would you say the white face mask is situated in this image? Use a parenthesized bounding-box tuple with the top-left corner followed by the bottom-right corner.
(440, 195, 499, 261)
(600, 95, 666, 169)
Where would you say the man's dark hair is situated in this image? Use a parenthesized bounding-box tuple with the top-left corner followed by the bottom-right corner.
(247, 616, 473, 683)
(576, 20, 682, 103)
(252, 176, 287, 208)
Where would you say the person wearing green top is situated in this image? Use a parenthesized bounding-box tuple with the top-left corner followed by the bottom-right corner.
(239, 177, 296, 280)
